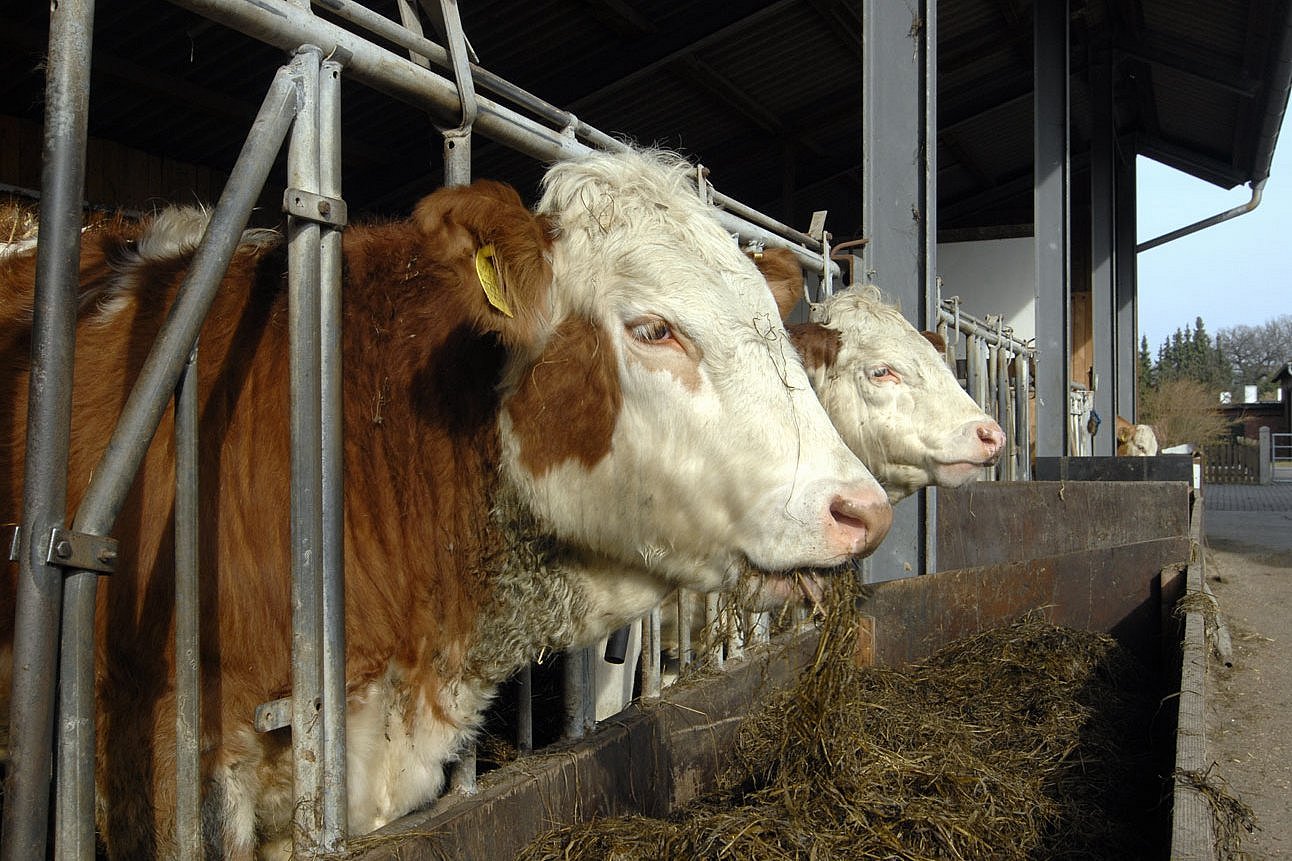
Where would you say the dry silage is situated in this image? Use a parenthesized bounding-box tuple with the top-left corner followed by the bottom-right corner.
(520, 578, 1164, 861)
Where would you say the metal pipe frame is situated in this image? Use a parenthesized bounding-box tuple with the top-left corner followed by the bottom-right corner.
(1089, 43, 1116, 455)
(164, 0, 830, 273)
(318, 56, 349, 851)
(286, 45, 328, 855)
(174, 345, 202, 861)
(0, 0, 94, 855)
(40, 64, 299, 861)
(935, 306, 1032, 356)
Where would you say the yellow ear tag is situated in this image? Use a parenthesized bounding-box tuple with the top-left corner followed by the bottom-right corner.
(474, 244, 514, 318)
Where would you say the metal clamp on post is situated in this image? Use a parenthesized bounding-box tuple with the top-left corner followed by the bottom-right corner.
(807, 210, 831, 298)
(44, 527, 118, 574)
(283, 188, 348, 227)
(436, 0, 477, 187)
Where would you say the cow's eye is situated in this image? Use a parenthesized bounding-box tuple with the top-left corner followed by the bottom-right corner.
(868, 365, 899, 383)
(627, 316, 674, 344)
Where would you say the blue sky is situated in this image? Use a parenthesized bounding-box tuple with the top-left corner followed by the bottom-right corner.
(1136, 135, 1291, 354)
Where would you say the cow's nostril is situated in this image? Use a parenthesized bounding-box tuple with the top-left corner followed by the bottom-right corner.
(829, 494, 892, 554)
(977, 422, 1006, 451)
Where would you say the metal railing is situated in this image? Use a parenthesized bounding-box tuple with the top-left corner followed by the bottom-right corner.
(1, 0, 847, 858)
(935, 293, 1035, 482)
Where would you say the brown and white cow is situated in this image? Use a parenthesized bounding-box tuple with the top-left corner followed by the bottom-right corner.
(0, 148, 890, 859)
(1115, 415, 1159, 456)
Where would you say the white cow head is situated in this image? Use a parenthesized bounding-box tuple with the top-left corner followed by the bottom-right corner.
(750, 251, 1004, 503)
(1116, 416, 1159, 456)
(439, 149, 892, 597)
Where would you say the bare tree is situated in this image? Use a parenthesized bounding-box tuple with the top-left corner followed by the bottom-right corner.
(1216, 314, 1292, 390)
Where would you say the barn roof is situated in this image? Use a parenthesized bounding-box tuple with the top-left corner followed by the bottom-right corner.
(1, 0, 1289, 240)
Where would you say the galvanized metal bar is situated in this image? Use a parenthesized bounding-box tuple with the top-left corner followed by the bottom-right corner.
(722, 597, 743, 661)
(317, 56, 349, 852)
(704, 592, 723, 668)
(1033, 0, 1071, 458)
(0, 0, 94, 855)
(164, 0, 826, 271)
(677, 590, 693, 670)
(174, 345, 202, 861)
(935, 306, 1032, 355)
(995, 346, 1010, 481)
(561, 646, 592, 739)
(1113, 144, 1138, 420)
(516, 665, 533, 753)
(438, 0, 475, 188)
(1089, 43, 1115, 455)
(310, 0, 623, 152)
(286, 44, 327, 856)
(642, 606, 661, 699)
(1015, 354, 1033, 480)
(46, 70, 295, 861)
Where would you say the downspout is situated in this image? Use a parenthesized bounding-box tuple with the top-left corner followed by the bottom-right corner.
(1136, 179, 1265, 253)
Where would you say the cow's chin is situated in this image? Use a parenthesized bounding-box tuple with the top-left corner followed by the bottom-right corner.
(931, 456, 997, 487)
(730, 560, 842, 614)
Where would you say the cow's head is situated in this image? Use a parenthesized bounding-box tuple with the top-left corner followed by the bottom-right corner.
(412, 149, 889, 595)
(1116, 417, 1159, 456)
(752, 254, 1004, 503)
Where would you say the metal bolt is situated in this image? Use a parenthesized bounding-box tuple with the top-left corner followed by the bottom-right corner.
(97, 547, 117, 565)
(54, 539, 73, 559)
(317, 200, 331, 217)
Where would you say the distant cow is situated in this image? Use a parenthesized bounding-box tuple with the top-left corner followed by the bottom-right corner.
(0, 149, 890, 859)
(1116, 415, 1159, 456)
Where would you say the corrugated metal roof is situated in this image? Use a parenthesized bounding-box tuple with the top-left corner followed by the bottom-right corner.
(0, 0, 1288, 237)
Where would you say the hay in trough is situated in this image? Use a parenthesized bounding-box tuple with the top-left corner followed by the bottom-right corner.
(520, 578, 1164, 861)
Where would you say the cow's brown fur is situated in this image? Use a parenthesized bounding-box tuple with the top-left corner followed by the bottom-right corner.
(748, 247, 804, 319)
(786, 322, 843, 372)
(0, 182, 580, 857)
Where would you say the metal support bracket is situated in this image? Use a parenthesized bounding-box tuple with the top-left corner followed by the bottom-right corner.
(283, 188, 348, 227)
(44, 527, 118, 574)
(255, 696, 292, 733)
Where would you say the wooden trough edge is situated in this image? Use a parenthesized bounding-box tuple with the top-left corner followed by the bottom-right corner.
(351, 482, 1198, 860)
(1168, 492, 1219, 861)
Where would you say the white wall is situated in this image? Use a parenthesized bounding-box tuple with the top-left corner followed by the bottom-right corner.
(936, 237, 1035, 344)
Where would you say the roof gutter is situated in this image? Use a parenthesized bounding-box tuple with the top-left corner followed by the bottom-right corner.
(1136, 178, 1265, 253)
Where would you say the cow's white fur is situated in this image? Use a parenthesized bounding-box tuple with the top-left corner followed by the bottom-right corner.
(806, 286, 1004, 503)
(501, 149, 886, 592)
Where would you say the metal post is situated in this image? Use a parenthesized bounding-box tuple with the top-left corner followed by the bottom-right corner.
(286, 44, 326, 855)
(174, 345, 202, 861)
(1034, 0, 1071, 457)
(561, 647, 593, 738)
(1, 0, 94, 855)
(516, 665, 533, 753)
(861, 0, 936, 583)
(704, 592, 723, 668)
(642, 606, 662, 698)
(41, 65, 296, 861)
(995, 346, 1010, 480)
(317, 56, 348, 852)
(1114, 144, 1138, 420)
(437, 0, 476, 187)
(676, 590, 693, 670)
(1259, 426, 1272, 485)
(1090, 42, 1116, 455)
(1016, 354, 1033, 479)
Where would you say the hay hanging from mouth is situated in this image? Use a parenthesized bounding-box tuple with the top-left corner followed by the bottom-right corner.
(519, 577, 1170, 861)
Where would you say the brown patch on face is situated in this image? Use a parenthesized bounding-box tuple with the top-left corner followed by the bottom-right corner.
(786, 322, 842, 371)
(921, 330, 947, 353)
(507, 317, 622, 476)
(748, 247, 804, 320)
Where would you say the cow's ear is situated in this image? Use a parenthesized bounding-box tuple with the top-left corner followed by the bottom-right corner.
(921, 330, 947, 353)
(1116, 424, 1136, 443)
(748, 247, 804, 320)
(413, 180, 553, 349)
(786, 322, 842, 372)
